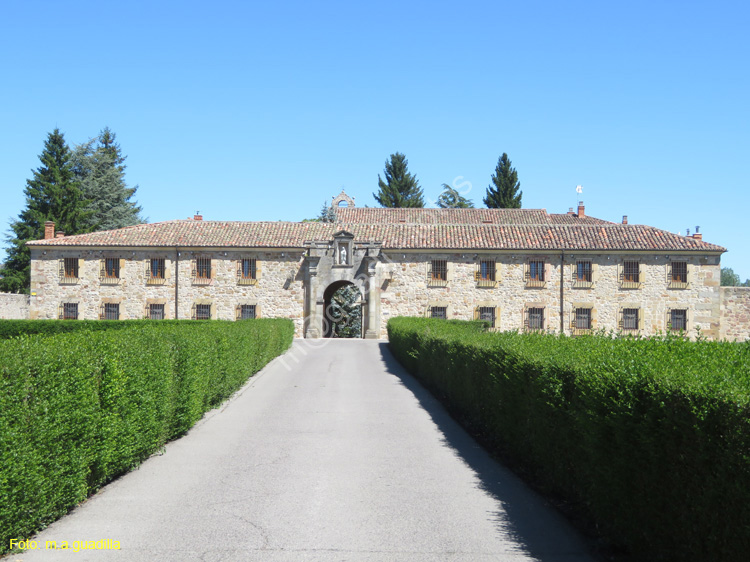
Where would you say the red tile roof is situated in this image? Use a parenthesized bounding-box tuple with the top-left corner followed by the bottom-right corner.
(27, 210, 726, 253)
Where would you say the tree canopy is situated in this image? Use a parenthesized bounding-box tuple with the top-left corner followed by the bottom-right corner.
(437, 184, 474, 208)
(721, 267, 750, 287)
(484, 153, 522, 208)
(373, 152, 424, 208)
(0, 129, 93, 292)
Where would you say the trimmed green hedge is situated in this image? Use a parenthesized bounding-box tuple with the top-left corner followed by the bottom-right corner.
(387, 317, 750, 561)
(0, 319, 293, 553)
(0, 319, 160, 339)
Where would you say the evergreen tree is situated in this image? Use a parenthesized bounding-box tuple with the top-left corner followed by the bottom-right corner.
(0, 129, 93, 293)
(330, 285, 362, 338)
(373, 152, 424, 208)
(72, 127, 143, 231)
(437, 184, 474, 208)
(318, 201, 336, 222)
(484, 153, 522, 208)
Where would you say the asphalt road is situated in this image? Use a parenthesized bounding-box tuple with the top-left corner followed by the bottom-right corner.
(8, 339, 596, 561)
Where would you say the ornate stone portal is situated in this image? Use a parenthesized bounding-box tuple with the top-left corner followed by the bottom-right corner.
(304, 230, 382, 339)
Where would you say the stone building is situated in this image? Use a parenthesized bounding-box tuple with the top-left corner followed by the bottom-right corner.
(27, 193, 729, 340)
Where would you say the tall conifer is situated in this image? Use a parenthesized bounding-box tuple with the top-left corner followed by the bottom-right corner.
(373, 152, 424, 208)
(484, 153, 522, 208)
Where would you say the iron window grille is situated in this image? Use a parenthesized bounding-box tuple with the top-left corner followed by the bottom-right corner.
(237, 258, 257, 285)
(475, 260, 497, 287)
(430, 306, 448, 319)
(236, 304, 257, 320)
(571, 307, 592, 335)
(148, 303, 165, 320)
(525, 307, 545, 330)
(59, 302, 78, 320)
(193, 303, 211, 320)
(620, 261, 641, 288)
(525, 260, 546, 287)
(427, 260, 448, 287)
(573, 260, 594, 287)
(620, 308, 640, 331)
(193, 258, 212, 284)
(668, 309, 688, 331)
(100, 258, 121, 284)
(146, 258, 166, 284)
(59, 258, 79, 283)
(478, 306, 496, 328)
(100, 303, 120, 320)
(669, 262, 689, 288)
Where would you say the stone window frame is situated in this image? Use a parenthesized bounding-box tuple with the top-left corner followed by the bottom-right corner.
(427, 259, 449, 288)
(618, 305, 644, 332)
(570, 302, 597, 335)
(144, 299, 170, 320)
(192, 300, 213, 320)
(523, 302, 547, 331)
(426, 300, 451, 320)
(58, 301, 79, 320)
(237, 257, 261, 285)
(619, 260, 643, 289)
(666, 307, 691, 333)
(474, 301, 501, 330)
(475, 258, 500, 288)
(58, 257, 82, 284)
(146, 257, 168, 285)
(100, 299, 121, 320)
(100, 257, 123, 285)
(525, 259, 549, 288)
(192, 256, 214, 285)
(572, 259, 598, 289)
(236, 301, 261, 320)
(667, 260, 690, 289)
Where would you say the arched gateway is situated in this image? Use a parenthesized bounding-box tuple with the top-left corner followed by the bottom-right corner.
(303, 230, 382, 339)
(322, 281, 363, 338)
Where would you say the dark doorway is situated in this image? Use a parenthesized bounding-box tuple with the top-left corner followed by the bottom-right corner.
(323, 281, 363, 338)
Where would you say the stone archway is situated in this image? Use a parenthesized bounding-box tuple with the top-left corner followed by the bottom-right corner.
(323, 280, 363, 338)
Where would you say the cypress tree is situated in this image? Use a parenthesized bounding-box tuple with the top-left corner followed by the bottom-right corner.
(437, 184, 474, 208)
(484, 153, 522, 209)
(72, 127, 143, 231)
(373, 152, 424, 208)
(0, 129, 93, 293)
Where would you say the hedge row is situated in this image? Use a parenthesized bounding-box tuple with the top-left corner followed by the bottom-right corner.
(387, 317, 750, 561)
(0, 319, 294, 553)
(0, 319, 156, 339)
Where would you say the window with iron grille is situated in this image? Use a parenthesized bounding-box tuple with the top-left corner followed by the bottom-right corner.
(526, 307, 544, 330)
(574, 307, 592, 331)
(529, 260, 545, 281)
(238, 304, 256, 320)
(194, 258, 212, 281)
(669, 309, 687, 331)
(431, 260, 447, 281)
(60, 258, 79, 282)
(61, 302, 78, 320)
(103, 258, 120, 279)
(430, 306, 447, 320)
(238, 258, 257, 284)
(102, 303, 120, 320)
(622, 261, 640, 284)
(622, 308, 639, 331)
(576, 261, 592, 283)
(476, 259, 497, 286)
(478, 306, 496, 328)
(194, 304, 211, 320)
(149, 303, 165, 320)
(670, 261, 688, 287)
(148, 258, 165, 282)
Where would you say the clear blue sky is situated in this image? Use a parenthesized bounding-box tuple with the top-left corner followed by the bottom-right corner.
(1, 0, 748, 279)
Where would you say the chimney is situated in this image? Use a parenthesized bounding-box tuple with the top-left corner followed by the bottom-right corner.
(44, 221, 55, 240)
(693, 233, 703, 241)
(568, 207, 575, 215)
(193, 211, 203, 221)
(56, 231, 65, 238)
(622, 215, 628, 225)
(577, 201, 585, 218)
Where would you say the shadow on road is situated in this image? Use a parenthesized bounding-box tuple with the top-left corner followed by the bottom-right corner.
(377, 342, 595, 562)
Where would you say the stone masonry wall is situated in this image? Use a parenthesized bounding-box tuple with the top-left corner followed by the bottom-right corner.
(720, 287, 750, 341)
(0, 293, 30, 319)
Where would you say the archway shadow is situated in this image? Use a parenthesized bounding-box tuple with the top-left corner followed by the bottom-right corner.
(377, 342, 597, 561)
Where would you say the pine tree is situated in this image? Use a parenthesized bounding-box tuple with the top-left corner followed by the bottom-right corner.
(373, 152, 424, 208)
(484, 153, 522, 209)
(437, 184, 474, 208)
(72, 127, 143, 231)
(0, 129, 93, 293)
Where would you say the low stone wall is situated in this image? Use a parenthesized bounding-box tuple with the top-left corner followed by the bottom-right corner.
(720, 287, 750, 341)
(0, 293, 30, 319)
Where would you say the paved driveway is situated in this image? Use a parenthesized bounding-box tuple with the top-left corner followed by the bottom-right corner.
(8, 340, 595, 561)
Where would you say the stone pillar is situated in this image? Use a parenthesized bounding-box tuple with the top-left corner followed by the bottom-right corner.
(304, 255, 322, 338)
(363, 250, 381, 339)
